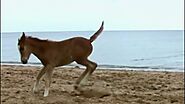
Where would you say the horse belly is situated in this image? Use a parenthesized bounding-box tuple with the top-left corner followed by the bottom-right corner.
(52, 50, 74, 67)
(58, 56, 74, 66)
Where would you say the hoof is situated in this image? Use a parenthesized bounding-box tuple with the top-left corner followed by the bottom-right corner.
(43, 94, 48, 97)
(44, 90, 49, 97)
(33, 87, 39, 94)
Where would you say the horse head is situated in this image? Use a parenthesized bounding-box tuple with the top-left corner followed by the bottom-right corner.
(18, 32, 31, 64)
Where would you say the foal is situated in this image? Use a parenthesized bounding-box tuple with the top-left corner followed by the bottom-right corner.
(18, 22, 104, 97)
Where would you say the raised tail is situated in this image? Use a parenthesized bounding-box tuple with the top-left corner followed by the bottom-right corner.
(89, 21, 104, 43)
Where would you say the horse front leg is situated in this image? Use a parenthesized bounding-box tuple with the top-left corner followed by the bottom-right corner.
(33, 65, 52, 94)
(44, 67, 54, 97)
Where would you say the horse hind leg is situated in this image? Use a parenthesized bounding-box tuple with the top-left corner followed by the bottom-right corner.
(81, 61, 97, 84)
(75, 59, 97, 87)
(88, 61, 97, 75)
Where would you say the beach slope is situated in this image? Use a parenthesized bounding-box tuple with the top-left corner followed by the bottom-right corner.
(1, 65, 184, 104)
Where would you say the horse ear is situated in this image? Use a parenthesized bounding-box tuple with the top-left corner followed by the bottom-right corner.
(22, 32, 25, 37)
(21, 32, 26, 40)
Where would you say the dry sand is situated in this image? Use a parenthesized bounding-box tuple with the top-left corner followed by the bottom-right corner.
(1, 65, 184, 104)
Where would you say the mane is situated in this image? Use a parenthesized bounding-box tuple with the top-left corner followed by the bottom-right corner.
(27, 36, 51, 43)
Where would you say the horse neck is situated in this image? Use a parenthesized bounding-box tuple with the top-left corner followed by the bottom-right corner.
(27, 37, 45, 57)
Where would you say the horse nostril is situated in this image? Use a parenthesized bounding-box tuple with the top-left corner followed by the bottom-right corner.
(22, 60, 27, 64)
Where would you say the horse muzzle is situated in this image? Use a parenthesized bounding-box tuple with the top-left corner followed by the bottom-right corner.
(21, 59, 28, 64)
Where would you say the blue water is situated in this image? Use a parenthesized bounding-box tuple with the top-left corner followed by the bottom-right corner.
(1, 30, 184, 71)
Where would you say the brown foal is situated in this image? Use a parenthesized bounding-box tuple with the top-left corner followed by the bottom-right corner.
(18, 22, 104, 97)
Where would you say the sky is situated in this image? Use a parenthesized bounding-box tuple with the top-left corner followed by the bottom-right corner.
(1, 0, 184, 32)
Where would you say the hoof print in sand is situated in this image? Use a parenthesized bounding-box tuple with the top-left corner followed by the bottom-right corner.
(76, 85, 111, 98)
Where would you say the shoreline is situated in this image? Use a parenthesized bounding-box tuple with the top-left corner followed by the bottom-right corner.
(1, 65, 184, 104)
(1, 62, 184, 72)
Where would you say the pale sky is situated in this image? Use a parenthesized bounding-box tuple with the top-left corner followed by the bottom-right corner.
(1, 0, 184, 32)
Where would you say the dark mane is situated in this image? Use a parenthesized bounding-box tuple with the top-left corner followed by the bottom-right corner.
(27, 36, 52, 43)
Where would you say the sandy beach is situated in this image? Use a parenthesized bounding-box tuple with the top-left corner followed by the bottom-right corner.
(1, 65, 184, 104)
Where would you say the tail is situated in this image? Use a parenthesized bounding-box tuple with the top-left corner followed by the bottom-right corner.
(89, 21, 104, 43)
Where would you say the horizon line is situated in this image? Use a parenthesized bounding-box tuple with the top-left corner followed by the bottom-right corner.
(1, 29, 184, 33)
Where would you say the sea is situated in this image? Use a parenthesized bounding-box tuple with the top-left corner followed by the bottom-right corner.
(1, 30, 184, 72)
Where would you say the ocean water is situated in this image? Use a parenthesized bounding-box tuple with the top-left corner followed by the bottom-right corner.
(1, 30, 184, 71)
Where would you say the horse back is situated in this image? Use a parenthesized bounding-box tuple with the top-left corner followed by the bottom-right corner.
(44, 37, 93, 66)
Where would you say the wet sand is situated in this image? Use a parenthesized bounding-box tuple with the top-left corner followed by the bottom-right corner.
(1, 65, 184, 104)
